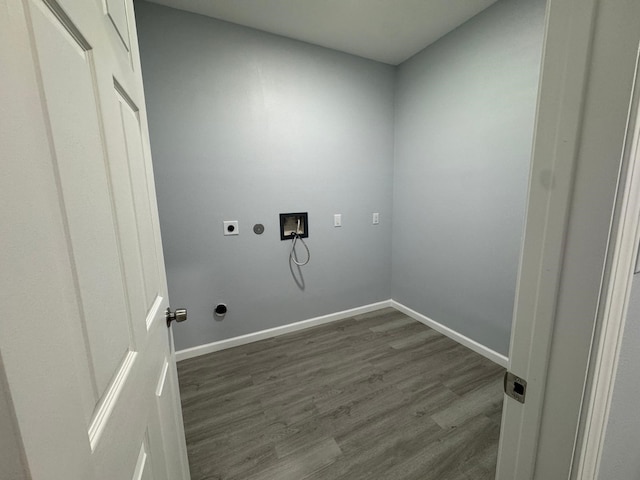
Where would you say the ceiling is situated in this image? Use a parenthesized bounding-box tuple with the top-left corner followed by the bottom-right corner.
(142, 0, 499, 65)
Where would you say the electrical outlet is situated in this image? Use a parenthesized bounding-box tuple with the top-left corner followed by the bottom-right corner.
(334, 214, 342, 227)
(373, 212, 380, 225)
(223, 220, 239, 236)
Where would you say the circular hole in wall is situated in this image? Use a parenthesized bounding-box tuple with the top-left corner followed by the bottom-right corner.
(214, 303, 227, 317)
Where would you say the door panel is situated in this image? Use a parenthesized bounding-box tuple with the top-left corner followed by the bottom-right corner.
(30, 0, 134, 401)
(108, 81, 152, 334)
(0, 0, 191, 477)
(104, 0, 130, 50)
(115, 84, 162, 309)
(154, 354, 191, 479)
(132, 440, 155, 480)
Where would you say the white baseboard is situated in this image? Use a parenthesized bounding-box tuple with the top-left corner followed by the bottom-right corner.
(390, 300, 509, 368)
(175, 300, 392, 362)
(176, 299, 510, 369)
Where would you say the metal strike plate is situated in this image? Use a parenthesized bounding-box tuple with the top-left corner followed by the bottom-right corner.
(504, 371, 527, 404)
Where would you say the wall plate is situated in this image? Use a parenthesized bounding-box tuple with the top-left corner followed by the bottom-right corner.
(279, 212, 308, 240)
(223, 220, 239, 235)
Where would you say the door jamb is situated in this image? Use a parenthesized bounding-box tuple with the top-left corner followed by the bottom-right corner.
(572, 45, 640, 479)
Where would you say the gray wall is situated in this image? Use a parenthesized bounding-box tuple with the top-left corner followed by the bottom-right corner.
(598, 273, 640, 479)
(135, 2, 396, 351)
(392, 0, 545, 355)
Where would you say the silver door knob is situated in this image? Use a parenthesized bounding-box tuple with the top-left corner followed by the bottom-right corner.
(166, 307, 187, 327)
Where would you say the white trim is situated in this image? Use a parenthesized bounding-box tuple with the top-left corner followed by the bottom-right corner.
(88, 350, 138, 451)
(391, 300, 509, 368)
(175, 300, 392, 361)
(132, 443, 149, 480)
(155, 358, 169, 397)
(145, 295, 163, 330)
(176, 299, 509, 368)
(574, 48, 640, 480)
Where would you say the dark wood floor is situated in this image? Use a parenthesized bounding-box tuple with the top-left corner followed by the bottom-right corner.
(177, 308, 505, 480)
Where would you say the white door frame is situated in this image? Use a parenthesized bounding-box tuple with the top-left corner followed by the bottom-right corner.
(497, 0, 640, 478)
(572, 44, 640, 480)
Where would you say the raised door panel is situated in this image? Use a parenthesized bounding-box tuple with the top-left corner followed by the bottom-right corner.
(153, 356, 190, 480)
(30, 0, 135, 420)
(114, 82, 162, 319)
(102, 80, 150, 341)
(132, 440, 156, 480)
(103, 0, 130, 50)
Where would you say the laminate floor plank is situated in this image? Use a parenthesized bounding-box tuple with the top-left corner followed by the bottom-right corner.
(177, 308, 505, 480)
(431, 377, 504, 430)
(442, 359, 505, 396)
(370, 316, 418, 332)
(245, 437, 342, 480)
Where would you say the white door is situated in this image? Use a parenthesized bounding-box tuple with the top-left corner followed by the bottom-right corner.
(496, 0, 640, 478)
(0, 0, 190, 479)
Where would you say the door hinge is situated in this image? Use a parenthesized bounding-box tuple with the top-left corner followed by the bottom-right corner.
(504, 371, 527, 404)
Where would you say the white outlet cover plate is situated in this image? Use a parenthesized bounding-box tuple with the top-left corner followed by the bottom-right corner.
(334, 214, 342, 227)
(373, 212, 380, 224)
(223, 220, 239, 235)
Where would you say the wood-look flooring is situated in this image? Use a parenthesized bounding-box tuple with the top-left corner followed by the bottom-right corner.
(177, 308, 505, 480)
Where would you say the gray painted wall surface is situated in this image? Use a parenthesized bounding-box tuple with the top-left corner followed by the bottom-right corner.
(391, 0, 545, 355)
(597, 273, 640, 479)
(135, 2, 395, 351)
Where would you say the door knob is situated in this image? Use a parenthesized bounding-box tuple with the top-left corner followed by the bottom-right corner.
(166, 307, 187, 327)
